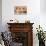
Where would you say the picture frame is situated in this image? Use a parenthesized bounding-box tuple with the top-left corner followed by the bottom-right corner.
(14, 6, 27, 15)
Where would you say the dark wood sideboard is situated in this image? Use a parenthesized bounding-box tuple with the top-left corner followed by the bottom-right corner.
(7, 23, 34, 46)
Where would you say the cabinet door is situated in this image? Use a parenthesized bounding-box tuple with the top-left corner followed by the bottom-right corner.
(11, 31, 33, 46)
(11, 32, 28, 46)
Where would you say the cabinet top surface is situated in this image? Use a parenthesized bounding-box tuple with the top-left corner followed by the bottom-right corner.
(7, 23, 34, 25)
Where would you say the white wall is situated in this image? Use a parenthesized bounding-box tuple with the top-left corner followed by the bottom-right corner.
(40, 0, 46, 31)
(0, 0, 2, 32)
(2, 0, 46, 46)
(2, 0, 40, 30)
(40, 0, 46, 14)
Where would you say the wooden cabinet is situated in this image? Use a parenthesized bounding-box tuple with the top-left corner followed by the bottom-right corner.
(7, 23, 34, 46)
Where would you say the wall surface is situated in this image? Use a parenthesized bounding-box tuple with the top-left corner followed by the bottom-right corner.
(2, 0, 40, 31)
(0, 0, 2, 32)
(2, 0, 46, 46)
(40, 0, 46, 31)
(40, 0, 46, 14)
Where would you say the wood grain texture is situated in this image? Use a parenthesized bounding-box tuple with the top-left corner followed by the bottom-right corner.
(7, 23, 34, 46)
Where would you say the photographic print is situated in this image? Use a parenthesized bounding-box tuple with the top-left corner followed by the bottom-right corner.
(14, 6, 27, 15)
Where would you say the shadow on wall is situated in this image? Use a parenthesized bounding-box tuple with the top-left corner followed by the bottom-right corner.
(40, 0, 46, 14)
(0, 0, 2, 32)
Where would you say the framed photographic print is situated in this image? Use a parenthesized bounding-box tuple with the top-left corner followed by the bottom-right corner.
(14, 6, 27, 15)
